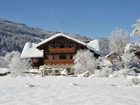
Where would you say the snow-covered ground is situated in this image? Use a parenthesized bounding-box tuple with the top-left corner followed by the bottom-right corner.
(0, 76, 140, 105)
(0, 68, 9, 74)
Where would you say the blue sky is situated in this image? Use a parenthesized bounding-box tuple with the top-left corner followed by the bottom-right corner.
(0, 0, 140, 38)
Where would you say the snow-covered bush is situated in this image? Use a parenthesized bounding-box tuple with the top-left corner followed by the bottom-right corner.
(113, 53, 139, 78)
(0, 51, 25, 68)
(96, 57, 113, 68)
(132, 67, 140, 73)
(121, 52, 139, 69)
(98, 66, 113, 77)
(8, 51, 31, 76)
(124, 43, 140, 53)
(113, 68, 131, 78)
(73, 50, 97, 74)
(0, 51, 18, 68)
(96, 57, 113, 77)
(127, 70, 137, 76)
(127, 78, 140, 86)
(109, 28, 130, 56)
(111, 58, 123, 71)
(0, 57, 6, 67)
(4, 51, 19, 67)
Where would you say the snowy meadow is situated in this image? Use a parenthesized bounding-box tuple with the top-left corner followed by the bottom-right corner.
(0, 76, 140, 105)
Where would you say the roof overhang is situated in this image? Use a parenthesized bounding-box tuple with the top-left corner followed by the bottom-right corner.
(36, 33, 100, 55)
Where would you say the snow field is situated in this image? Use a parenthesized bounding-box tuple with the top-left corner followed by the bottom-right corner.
(0, 76, 140, 105)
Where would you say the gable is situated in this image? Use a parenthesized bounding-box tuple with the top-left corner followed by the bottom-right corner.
(36, 33, 100, 55)
(36, 33, 87, 49)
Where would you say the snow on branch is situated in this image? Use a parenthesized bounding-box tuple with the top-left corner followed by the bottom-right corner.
(73, 50, 97, 74)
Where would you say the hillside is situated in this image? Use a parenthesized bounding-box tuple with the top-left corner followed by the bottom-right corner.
(0, 19, 91, 56)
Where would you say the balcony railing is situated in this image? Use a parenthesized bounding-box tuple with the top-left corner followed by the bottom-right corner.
(48, 48, 75, 53)
(44, 59, 74, 65)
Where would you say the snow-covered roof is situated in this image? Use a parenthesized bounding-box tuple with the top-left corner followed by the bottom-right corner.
(88, 39, 100, 52)
(88, 39, 110, 55)
(20, 42, 43, 58)
(36, 33, 100, 54)
(37, 33, 87, 48)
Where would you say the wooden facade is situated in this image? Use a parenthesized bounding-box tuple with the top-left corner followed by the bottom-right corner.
(44, 59, 74, 65)
(106, 52, 119, 63)
(37, 36, 87, 66)
(31, 58, 43, 69)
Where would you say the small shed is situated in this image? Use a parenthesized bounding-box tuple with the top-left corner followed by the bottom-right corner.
(20, 42, 43, 68)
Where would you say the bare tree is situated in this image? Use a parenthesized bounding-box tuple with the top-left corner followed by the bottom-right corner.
(131, 19, 140, 36)
(109, 28, 130, 56)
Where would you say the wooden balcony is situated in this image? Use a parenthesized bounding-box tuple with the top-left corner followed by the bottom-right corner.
(49, 48, 75, 53)
(44, 59, 74, 65)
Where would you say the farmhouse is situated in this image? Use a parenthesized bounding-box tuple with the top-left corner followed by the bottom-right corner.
(21, 33, 100, 75)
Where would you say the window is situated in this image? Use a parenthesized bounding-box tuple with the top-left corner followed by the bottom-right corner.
(71, 44, 75, 48)
(54, 55, 59, 60)
(66, 54, 71, 59)
(32, 59, 39, 63)
(59, 55, 66, 59)
(55, 44, 60, 48)
(44, 71, 48, 75)
(49, 44, 54, 48)
(48, 70, 52, 73)
(67, 68, 71, 73)
(48, 55, 53, 60)
(65, 44, 70, 48)
(55, 70, 59, 73)
(60, 44, 64, 48)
